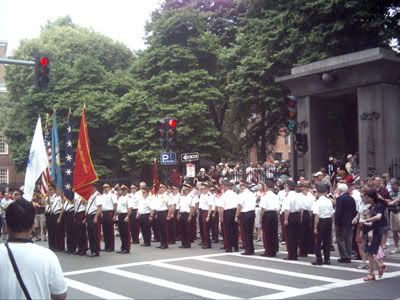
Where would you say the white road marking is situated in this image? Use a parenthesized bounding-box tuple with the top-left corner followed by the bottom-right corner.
(65, 277, 132, 300)
(196, 257, 343, 283)
(151, 261, 299, 292)
(101, 267, 240, 300)
(251, 270, 400, 299)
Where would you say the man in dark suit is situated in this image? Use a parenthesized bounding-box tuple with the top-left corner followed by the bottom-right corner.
(335, 183, 357, 263)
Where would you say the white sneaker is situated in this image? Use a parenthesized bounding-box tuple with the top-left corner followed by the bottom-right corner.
(390, 247, 399, 254)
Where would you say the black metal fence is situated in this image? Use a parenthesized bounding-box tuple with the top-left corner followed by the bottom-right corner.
(389, 158, 400, 179)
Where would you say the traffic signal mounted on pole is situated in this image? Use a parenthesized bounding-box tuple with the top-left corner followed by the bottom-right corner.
(167, 117, 177, 147)
(157, 119, 167, 147)
(295, 132, 308, 153)
(286, 95, 297, 131)
(35, 54, 50, 89)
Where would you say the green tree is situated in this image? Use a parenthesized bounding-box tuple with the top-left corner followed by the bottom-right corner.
(4, 16, 134, 176)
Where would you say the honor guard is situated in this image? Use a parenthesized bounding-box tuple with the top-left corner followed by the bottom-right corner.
(210, 185, 220, 243)
(63, 194, 76, 254)
(311, 183, 334, 265)
(137, 188, 152, 246)
(298, 181, 314, 256)
(74, 192, 88, 256)
(177, 184, 193, 248)
(236, 181, 256, 255)
(116, 185, 132, 254)
(220, 180, 239, 252)
(46, 185, 64, 252)
(259, 181, 280, 257)
(282, 180, 302, 260)
(150, 184, 170, 249)
(86, 185, 102, 257)
(199, 182, 213, 249)
(190, 186, 199, 243)
(129, 184, 140, 245)
(101, 183, 117, 252)
(167, 186, 179, 244)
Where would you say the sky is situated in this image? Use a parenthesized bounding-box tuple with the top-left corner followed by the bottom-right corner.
(0, 0, 163, 55)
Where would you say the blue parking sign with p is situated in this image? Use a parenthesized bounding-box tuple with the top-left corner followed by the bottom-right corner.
(160, 152, 176, 165)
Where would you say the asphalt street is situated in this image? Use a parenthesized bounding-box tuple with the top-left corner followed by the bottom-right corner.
(26, 238, 400, 299)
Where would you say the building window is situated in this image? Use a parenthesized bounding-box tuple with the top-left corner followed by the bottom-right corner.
(0, 131, 8, 154)
(0, 169, 8, 185)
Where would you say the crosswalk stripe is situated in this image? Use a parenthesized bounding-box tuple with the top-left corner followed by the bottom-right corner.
(233, 253, 367, 273)
(151, 261, 299, 292)
(65, 278, 132, 300)
(101, 267, 240, 300)
(195, 257, 343, 283)
(251, 270, 400, 299)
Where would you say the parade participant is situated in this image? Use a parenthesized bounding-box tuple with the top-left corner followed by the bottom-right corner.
(168, 185, 180, 244)
(150, 184, 170, 249)
(63, 193, 76, 254)
(220, 180, 239, 252)
(190, 186, 199, 243)
(116, 185, 131, 254)
(129, 184, 140, 245)
(0, 199, 67, 300)
(335, 183, 357, 263)
(210, 185, 220, 243)
(277, 182, 288, 245)
(86, 185, 102, 257)
(177, 185, 193, 248)
(298, 182, 314, 256)
(282, 180, 302, 260)
(74, 192, 88, 256)
(260, 181, 280, 257)
(101, 183, 117, 252)
(137, 187, 152, 246)
(311, 183, 334, 265)
(32, 192, 47, 242)
(46, 185, 63, 252)
(1, 192, 13, 240)
(236, 180, 256, 255)
(199, 182, 213, 249)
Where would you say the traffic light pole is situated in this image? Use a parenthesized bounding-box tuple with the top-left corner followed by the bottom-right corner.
(290, 130, 298, 181)
(0, 58, 35, 66)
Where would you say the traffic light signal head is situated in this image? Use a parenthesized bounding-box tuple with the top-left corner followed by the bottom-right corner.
(286, 95, 297, 131)
(167, 117, 177, 147)
(157, 119, 167, 147)
(35, 54, 50, 89)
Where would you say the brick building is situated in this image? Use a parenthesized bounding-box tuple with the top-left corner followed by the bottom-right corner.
(0, 41, 24, 191)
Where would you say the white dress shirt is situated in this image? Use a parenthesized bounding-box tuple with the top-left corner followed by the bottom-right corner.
(221, 190, 239, 210)
(117, 194, 130, 214)
(313, 195, 334, 218)
(179, 194, 192, 213)
(151, 192, 169, 211)
(86, 191, 102, 215)
(128, 193, 139, 209)
(260, 191, 280, 211)
(74, 193, 86, 213)
(199, 192, 213, 210)
(138, 196, 151, 214)
(49, 194, 62, 214)
(102, 192, 117, 211)
(282, 190, 302, 213)
(238, 189, 256, 212)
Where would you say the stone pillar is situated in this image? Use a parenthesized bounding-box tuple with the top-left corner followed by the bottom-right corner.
(358, 83, 400, 178)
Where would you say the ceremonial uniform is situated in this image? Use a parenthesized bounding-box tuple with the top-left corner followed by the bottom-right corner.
(101, 191, 117, 251)
(210, 193, 219, 243)
(64, 198, 76, 253)
(168, 193, 179, 244)
(277, 189, 287, 243)
(74, 193, 88, 255)
(117, 193, 131, 253)
(137, 193, 152, 246)
(190, 192, 199, 242)
(238, 188, 256, 255)
(221, 189, 239, 252)
(86, 191, 102, 256)
(46, 193, 64, 251)
(178, 193, 193, 248)
(128, 192, 140, 244)
(298, 192, 314, 256)
(199, 191, 213, 248)
(152, 192, 170, 249)
(260, 191, 280, 256)
(313, 194, 334, 264)
(282, 190, 302, 260)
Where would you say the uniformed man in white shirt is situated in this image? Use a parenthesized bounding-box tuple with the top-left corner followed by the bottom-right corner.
(63, 193, 76, 254)
(101, 183, 117, 252)
(260, 181, 280, 257)
(209, 184, 220, 243)
(46, 185, 63, 252)
(86, 185, 102, 257)
(221, 180, 239, 252)
(150, 184, 170, 249)
(282, 180, 302, 260)
(137, 187, 152, 246)
(190, 186, 199, 243)
(168, 186, 180, 244)
(199, 182, 213, 249)
(129, 184, 140, 245)
(311, 183, 335, 265)
(177, 184, 193, 248)
(74, 192, 88, 255)
(277, 184, 288, 245)
(299, 181, 316, 256)
(236, 180, 256, 255)
(116, 185, 132, 254)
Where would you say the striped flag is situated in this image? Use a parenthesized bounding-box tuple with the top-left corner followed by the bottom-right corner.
(51, 111, 63, 191)
(40, 114, 52, 197)
(63, 111, 74, 201)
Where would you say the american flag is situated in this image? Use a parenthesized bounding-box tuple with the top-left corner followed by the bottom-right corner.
(63, 113, 74, 201)
(40, 114, 52, 197)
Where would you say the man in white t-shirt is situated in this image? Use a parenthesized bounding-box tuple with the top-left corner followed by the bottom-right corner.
(0, 199, 67, 300)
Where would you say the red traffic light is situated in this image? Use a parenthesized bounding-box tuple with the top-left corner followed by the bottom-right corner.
(40, 56, 49, 67)
(169, 118, 177, 128)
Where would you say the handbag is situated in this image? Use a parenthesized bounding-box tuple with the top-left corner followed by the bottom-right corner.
(4, 241, 33, 300)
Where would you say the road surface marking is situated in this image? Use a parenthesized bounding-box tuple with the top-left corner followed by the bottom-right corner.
(65, 278, 132, 300)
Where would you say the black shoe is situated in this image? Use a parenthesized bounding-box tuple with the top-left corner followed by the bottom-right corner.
(133, 241, 140, 244)
(120, 250, 130, 254)
(298, 253, 308, 257)
(241, 252, 253, 256)
(212, 240, 219, 243)
(160, 245, 168, 249)
(284, 257, 298, 261)
(324, 260, 331, 265)
(311, 260, 323, 265)
(156, 245, 163, 249)
(116, 250, 123, 253)
(338, 258, 351, 263)
(74, 251, 80, 255)
(225, 249, 233, 253)
(219, 247, 225, 250)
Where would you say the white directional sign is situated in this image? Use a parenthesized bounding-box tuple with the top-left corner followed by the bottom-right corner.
(181, 152, 199, 162)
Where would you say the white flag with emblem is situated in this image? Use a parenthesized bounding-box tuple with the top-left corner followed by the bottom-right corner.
(24, 117, 50, 201)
